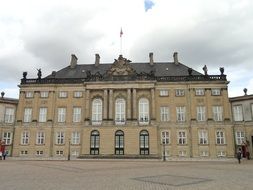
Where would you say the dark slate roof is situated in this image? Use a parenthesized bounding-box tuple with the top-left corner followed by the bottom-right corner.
(46, 62, 203, 79)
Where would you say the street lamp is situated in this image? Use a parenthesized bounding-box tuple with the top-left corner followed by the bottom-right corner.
(162, 141, 166, 161)
(67, 138, 71, 161)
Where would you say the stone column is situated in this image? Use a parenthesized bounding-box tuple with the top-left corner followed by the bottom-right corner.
(132, 89, 137, 119)
(127, 89, 131, 119)
(85, 90, 90, 120)
(103, 89, 108, 120)
(109, 89, 113, 120)
(151, 88, 155, 119)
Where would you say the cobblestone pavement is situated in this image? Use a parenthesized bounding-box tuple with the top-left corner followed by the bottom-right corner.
(0, 159, 252, 190)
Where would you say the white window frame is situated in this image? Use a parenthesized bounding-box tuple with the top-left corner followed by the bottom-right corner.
(216, 130, 225, 145)
(92, 99, 103, 125)
(200, 150, 209, 157)
(20, 150, 28, 155)
(56, 150, 64, 156)
(178, 131, 187, 145)
(178, 150, 187, 157)
(161, 131, 170, 145)
(160, 106, 169, 122)
(71, 131, 80, 145)
(160, 89, 169, 96)
(24, 108, 32, 123)
(36, 131, 45, 145)
(58, 108, 66, 123)
(115, 98, 126, 125)
(4, 107, 15, 123)
(21, 131, 29, 145)
(36, 150, 43, 156)
(235, 131, 245, 145)
(56, 132, 65, 145)
(217, 151, 226, 157)
(139, 98, 149, 125)
(213, 106, 223, 121)
(233, 105, 243, 121)
(74, 91, 82, 98)
(197, 106, 206, 121)
(176, 106, 186, 122)
(25, 91, 33, 98)
(2, 132, 12, 145)
(73, 107, 81, 123)
(211, 88, 221, 96)
(195, 88, 205, 96)
(40, 91, 49, 98)
(198, 130, 208, 144)
(175, 89, 185, 96)
(39, 107, 47, 122)
(59, 91, 67, 98)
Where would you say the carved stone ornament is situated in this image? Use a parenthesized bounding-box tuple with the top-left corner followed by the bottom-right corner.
(107, 55, 135, 76)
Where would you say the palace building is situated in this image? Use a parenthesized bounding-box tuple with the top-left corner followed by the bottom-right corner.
(12, 52, 235, 159)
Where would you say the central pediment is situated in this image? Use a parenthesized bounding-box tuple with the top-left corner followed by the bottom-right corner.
(107, 55, 135, 76)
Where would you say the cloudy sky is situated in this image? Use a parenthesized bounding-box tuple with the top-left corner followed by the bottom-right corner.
(0, 0, 253, 98)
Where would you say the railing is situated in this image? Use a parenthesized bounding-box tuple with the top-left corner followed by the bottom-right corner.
(21, 74, 227, 84)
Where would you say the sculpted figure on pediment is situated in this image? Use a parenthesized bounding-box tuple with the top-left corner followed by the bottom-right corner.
(107, 55, 135, 76)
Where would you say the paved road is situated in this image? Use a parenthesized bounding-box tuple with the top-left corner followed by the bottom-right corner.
(0, 159, 252, 190)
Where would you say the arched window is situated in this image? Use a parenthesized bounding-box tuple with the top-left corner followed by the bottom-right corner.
(115, 98, 126, 125)
(139, 98, 149, 124)
(140, 130, 149, 155)
(115, 130, 124, 155)
(90, 130, 100, 155)
(92, 98, 102, 125)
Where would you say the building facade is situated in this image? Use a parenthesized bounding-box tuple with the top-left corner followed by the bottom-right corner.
(230, 89, 253, 159)
(12, 53, 235, 159)
(0, 92, 18, 156)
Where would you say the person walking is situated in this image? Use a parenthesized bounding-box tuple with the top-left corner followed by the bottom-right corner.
(237, 149, 242, 164)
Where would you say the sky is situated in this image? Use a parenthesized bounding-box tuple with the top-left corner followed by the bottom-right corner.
(0, 0, 253, 98)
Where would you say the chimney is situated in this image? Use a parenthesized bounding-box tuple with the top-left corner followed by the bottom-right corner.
(95, 54, 100, 67)
(173, 52, 179, 65)
(149, 52, 154, 66)
(70, 54, 78, 69)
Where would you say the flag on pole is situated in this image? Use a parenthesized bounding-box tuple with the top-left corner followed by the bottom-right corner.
(120, 28, 123, 37)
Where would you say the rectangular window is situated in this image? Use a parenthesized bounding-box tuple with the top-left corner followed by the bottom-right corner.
(58, 108, 66, 123)
(211, 89, 221, 96)
(178, 150, 187, 157)
(160, 90, 169, 96)
(39, 107, 47, 122)
(178, 131, 187, 145)
(161, 131, 170, 144)
(197, 106, 206, 121)
(198, 130, 208, 144)
(20, 150, 28, 155)
(71, 131, 80, 145)
(212, 106, 223, 121)
(74, 91, 82, 98)
(36, 132, 45, 145)
(236, 131, 245, 145)
(160, 107, 169, 122)
(251, 104, 253, 119)
(40, 91, 49, 98)
(21, 131, 29, 145)
(24, 108, 32, 123)
(25, 91, 33, 98)
(217, 151, 226, 157)
(200, 150, 209, 157)
(4, 108, 15, 123)
(56, 150, 64, 156)
(36, 151, 43, 156)
(216, 130, 225, 145)
(56, 132, 64, 145)
(175, 89, 185, 96)
(73, 107, 81, 123)
(176, 106, 186, 122)
(59, 91, 67, 98)
(195, 88, 205, 96)
(233, 105, 243, 121)
(2, 132, 12, 145)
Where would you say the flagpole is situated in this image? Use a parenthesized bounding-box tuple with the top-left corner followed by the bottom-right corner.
(120, 28, 123, 55)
